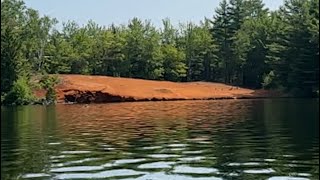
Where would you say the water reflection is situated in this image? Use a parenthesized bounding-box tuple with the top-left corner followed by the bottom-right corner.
(1, 99, 319, 179)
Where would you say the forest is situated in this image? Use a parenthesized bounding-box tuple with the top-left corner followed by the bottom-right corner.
(1, 0, 319, 105)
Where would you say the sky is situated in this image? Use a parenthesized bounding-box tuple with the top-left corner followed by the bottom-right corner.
(24, 0, 284, 29)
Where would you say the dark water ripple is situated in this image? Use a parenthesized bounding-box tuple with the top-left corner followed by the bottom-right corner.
(1, 99, 319, 180)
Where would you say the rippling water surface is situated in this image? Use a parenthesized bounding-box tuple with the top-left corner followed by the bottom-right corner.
(1, 99, 319, 180)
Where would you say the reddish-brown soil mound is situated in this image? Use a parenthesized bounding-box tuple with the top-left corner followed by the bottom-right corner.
(38, 74, 285, 104)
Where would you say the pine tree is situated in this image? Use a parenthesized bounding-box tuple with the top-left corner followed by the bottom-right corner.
(210, 0, 233, 83)
(284, 0, 319, 95)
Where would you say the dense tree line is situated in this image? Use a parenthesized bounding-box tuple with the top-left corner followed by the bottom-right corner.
(1, 0, 319, 104)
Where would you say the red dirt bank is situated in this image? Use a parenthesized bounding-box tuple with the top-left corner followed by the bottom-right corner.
(41, 74, 284, 104)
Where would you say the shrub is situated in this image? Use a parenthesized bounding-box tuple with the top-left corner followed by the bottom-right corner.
(262, 71, 277, 89)
(45, 87, 57, 104)
(1, 93, 6, 104)
(39, 75, 59, 90)
(39, 75, 59, 104)
(3, 77, 35, 105)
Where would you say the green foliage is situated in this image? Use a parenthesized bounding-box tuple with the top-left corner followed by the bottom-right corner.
(3, 76, 35, 105)
(283, 0, 319, 96)
(162, 45, 187, 81)
(1, 94, 6, 104)
(39, 75, 59, 103)
(1, 0, 28, 93)
(45, 87, 56, 103)
(39, 75, 59, 89)
(262, 71, 277, 89)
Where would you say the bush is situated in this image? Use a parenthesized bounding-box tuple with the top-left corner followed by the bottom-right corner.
(1, 93, 6, 104)
(45, 87, 57, 104)
(39, 75, 59, 104)
(39, 75, 59, 90)
(262, 71, 277, 89)
(3, 77, 35, 105)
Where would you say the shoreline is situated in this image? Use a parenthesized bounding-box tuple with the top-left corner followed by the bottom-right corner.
(34, 74, 288, 104)
(57, 96, 295, 106)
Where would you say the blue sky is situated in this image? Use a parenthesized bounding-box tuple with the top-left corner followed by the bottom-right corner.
(24, 0, 283, 29)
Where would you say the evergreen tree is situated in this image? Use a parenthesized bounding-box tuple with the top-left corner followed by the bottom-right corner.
(1, 0, 29, 94)
(281, 0, 319, 95)
(211, 0, 233, 83)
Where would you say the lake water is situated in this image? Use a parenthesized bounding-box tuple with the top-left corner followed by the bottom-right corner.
(1, 99, 319, 180)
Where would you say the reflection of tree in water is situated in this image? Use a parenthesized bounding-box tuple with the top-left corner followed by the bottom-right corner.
(261, 99, 319, 177)
(212, 99, 319, 178)
(1, 106, 59, 180)
(1, 107, 20, 180)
